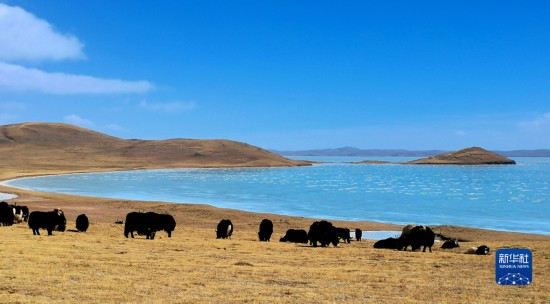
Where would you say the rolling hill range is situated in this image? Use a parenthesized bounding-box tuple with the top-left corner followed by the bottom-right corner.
(0, 122, 308, 177)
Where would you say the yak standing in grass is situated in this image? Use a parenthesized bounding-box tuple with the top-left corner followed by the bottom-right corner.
(125, 212, 154, 239)
(336, 227, 351, 243)
(308, 220, 340, 247)
(355, 228, 363, 241)
(0, 202, 30, 225)
(152, 213, 176, 238)
(124, 212, 176, 240)
(28, 209, 66, 236)
(409, 225, 435, 252)
(76, 214, 89, 232)
(216, 219, 233, 239)
(0, 201, 14, 226)
(398, 224, 435, 252)
(258, 219, 273, 242)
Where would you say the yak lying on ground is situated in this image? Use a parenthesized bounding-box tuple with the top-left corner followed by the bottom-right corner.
(441, 239, 460, 249)
(216, 219, 233, 239)
(374, 237, 399, 249)
(258, 219, 273, 242)
(355, 228, 362, 241)
(76, 214, 89, 232)
(336, 227, 351, 243)
(28, 209, 66, 235)
(308, 220, 339, 247)
(466, 245, 490, 255)
(124, 212, 176, 239)
(279, 229, 308, 243)
(398, 224, 435, 252)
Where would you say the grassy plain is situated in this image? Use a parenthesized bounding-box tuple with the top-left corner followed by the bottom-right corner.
(1, 187, 549, 303)
(0, 122, 549, 303)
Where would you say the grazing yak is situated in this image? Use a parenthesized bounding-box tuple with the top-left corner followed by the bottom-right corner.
(28, 209, 66, 235)
(336, 227, 351, 243)
(76, 214, 89, 232)
(466, 245, 490, 255)
(308, 220, 340, 247)
(258, 219, 273, 242)
(398, 224, 435, 252)
(216, 219, 233, 239)
(279, 229, 308, 244)
(0, 202, 30, 225)
(0, 201, 15, 226)
(124, 212, 176, 240)
(151, 213, 176, 237)
(441, 239, 460, 249)
(355, 228, 363, 241)
(374, 237, 399, 249)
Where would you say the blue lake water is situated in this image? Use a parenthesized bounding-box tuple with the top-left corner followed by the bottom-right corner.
(3, 157, 550, 235)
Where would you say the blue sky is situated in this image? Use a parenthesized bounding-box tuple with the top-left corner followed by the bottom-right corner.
(0, 1, 549, 150)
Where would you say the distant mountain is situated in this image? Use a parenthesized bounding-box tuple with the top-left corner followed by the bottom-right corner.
(496, 150, 550, 157)
(272, 147, 550, 157)
(272, 147, 446, 157)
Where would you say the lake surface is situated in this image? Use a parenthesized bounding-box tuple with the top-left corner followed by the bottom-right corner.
(3, 157, 550, 235)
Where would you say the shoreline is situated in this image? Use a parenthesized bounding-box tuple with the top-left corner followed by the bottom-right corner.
(1, 167, 549, 242)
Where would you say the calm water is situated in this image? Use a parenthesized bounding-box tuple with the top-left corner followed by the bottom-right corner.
(3, 157, 550, 235)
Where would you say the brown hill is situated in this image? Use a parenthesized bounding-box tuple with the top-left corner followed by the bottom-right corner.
(407, 147, 516, 165)
(0, 122, 309, 177)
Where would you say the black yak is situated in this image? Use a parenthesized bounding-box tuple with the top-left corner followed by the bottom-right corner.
(279, 229, 308, 243)
(75, 214, 89, 232)
(0, 201, 14, 226)
(441, 239, 460, 249)
(124, 212, 176, 239)
(355, 228, 363, 241)
(308, 220, 339, 247)
(216, 219, 233, 239)
(148, 213, 176, 238)
(373, 237, 399, 249)
(466, 245, 490, 255)
(336, 227, 351, 243)
(28, 209, 66, 235)
(398, 225, 435, 252)
(258, 219, 273, 242)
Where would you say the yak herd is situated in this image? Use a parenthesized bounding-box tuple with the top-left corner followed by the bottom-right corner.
(0, 201, 490, 254)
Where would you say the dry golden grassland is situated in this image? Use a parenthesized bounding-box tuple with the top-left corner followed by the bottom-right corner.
(0, 123, 548, 303)
(1, 214, 549, 304)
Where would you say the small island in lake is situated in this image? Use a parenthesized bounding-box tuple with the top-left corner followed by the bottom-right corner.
(406, 147, 516, 165)
(353, 147, 516, 165)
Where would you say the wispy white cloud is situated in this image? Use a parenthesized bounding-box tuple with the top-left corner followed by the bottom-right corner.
(64, 114, 94, 128)
(519, 112, 550, 129)
(0, 3, 84, 62)
(0, 62, 153, 94)
(139, 100, 196, 112)
(0, 4, 154, 95)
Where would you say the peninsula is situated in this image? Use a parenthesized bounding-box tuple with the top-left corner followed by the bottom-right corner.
(0, 122, 309, 179)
